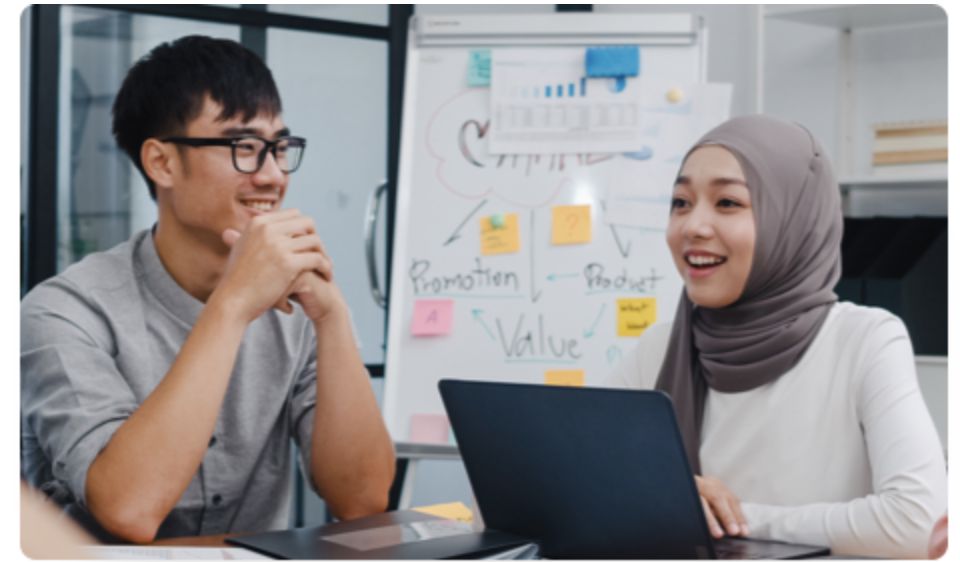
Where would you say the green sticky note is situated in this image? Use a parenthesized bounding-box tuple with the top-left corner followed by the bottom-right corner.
(467, 49, 491, 87)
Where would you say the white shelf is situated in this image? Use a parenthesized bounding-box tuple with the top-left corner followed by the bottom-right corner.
(840, 174, 947, 218)
(839, 175, 948, 191)
(764, 5, 946, 30)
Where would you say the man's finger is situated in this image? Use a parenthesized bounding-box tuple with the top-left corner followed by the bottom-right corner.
(265, 215, 317, 238)
(287, 234, 328, 257)
(314, 259, 333, 282)
(290, 253, 330, 278)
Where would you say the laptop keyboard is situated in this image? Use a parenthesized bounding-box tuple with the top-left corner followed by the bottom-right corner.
(713, 537, 825, 560)
(714, 539, 773, 560)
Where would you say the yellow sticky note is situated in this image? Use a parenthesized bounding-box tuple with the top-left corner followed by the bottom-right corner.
(617, 298, 657, 337)
(552, 205, 592, 245)
(412, 501, 474, 522)
(480, 213, 520, 255)
(545, 370, 585, 387)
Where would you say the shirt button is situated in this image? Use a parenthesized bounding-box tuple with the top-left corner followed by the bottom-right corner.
(212, 494, 223, 506)
(209, 436, 217, 447)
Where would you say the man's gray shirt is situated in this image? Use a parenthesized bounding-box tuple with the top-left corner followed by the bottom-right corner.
(21, 229, 320, 539)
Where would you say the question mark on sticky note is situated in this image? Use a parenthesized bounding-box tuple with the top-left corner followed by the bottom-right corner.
(553, 205, 591, 245)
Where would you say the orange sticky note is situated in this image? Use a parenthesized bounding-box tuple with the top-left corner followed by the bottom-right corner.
(545, 370, 585, 387)
(617, 298, 657, 337)
(412, 501, 474, 522)
(409, 413, 450, 444)
(552, 205, 592, 245)
(411, 299, 454, 336)
(480, 213, 520, 255)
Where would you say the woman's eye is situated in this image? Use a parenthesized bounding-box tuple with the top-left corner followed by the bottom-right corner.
(717, 198, 742, 209)
(670, 197, 689, 210)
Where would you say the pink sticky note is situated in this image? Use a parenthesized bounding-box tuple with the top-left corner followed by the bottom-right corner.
(411, 299, 454, 336)
(409, 413, 450, 444)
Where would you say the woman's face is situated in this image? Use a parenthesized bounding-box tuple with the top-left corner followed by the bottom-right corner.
(666, 145, 756, 309)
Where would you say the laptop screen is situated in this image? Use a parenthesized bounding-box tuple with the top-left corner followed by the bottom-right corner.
(439, 380, 714, 558)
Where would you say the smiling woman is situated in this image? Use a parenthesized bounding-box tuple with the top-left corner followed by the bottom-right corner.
(604, 114, 946, 558)
(667, 145, 755, 309)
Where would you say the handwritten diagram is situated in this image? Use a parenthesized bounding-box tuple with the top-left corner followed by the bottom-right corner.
(386, 42, 728, 444)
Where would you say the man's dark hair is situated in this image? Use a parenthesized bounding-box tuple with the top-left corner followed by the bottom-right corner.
(112, 35, 282, 199)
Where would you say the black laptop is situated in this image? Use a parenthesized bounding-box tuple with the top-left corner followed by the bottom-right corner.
(438, 379, 830, 559)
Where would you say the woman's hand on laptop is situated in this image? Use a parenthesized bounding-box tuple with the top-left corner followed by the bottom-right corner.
(695, 475, 749, 539)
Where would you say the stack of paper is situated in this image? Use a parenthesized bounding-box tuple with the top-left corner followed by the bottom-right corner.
(411, 501, 475, 522)
(81, 545, 270, 560)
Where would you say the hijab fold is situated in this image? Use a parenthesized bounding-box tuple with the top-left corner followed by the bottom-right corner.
(654, 115, 843, 474)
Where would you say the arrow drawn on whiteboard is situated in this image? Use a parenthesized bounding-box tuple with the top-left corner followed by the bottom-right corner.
(610, 226, 632, 259)
(444, 199, 488, 246)
(471, 309, 495, 341)
(583, 303, 607, 338)
(600, 199, 632, 258)
(529, 209, 543, 303)
(546, 273, 579, 282)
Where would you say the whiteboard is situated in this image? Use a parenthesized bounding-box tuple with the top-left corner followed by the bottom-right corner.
(384, 13, 722, 444)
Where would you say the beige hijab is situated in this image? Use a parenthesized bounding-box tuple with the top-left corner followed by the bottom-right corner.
(655, 115, 843, 474)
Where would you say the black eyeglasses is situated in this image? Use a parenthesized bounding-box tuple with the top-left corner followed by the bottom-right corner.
(160, 135, 307, 174)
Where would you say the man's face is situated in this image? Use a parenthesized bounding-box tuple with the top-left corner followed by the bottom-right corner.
(163, 96, 289, 248)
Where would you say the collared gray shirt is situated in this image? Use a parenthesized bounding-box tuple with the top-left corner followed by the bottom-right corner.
(21, 229, 319, 539)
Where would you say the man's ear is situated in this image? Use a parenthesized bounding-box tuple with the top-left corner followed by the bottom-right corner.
(140, 139, 177, 192)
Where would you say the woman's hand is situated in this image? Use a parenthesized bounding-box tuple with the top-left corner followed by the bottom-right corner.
(696, 475, 749, 539)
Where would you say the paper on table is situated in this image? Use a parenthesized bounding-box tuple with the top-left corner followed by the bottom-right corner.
(412, 501, 475, 522)
(489, 48, 646, 155)
(82, 546, 270, 560)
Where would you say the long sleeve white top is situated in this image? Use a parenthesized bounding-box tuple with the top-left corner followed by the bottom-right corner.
(603, 302, 946, 558)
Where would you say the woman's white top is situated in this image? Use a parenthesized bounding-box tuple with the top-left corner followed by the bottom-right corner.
(603, 302, 946, 558)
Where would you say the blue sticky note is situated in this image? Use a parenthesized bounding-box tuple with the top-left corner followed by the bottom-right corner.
(467, 49, 491, 87)
(585, 46, 640, 78)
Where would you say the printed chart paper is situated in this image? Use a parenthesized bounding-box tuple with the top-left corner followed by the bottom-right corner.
(490, 49, 646, 154)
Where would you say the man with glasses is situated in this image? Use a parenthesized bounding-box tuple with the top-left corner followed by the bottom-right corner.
(21, 35, 395, 543)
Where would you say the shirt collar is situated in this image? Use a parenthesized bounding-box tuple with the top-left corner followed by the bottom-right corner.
(135, 226, 205, 325)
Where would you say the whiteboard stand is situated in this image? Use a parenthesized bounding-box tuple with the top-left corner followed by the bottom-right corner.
(394, 442, 460, 509)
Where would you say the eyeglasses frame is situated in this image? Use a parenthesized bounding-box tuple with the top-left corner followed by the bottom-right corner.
(159, 135, 307, 174)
